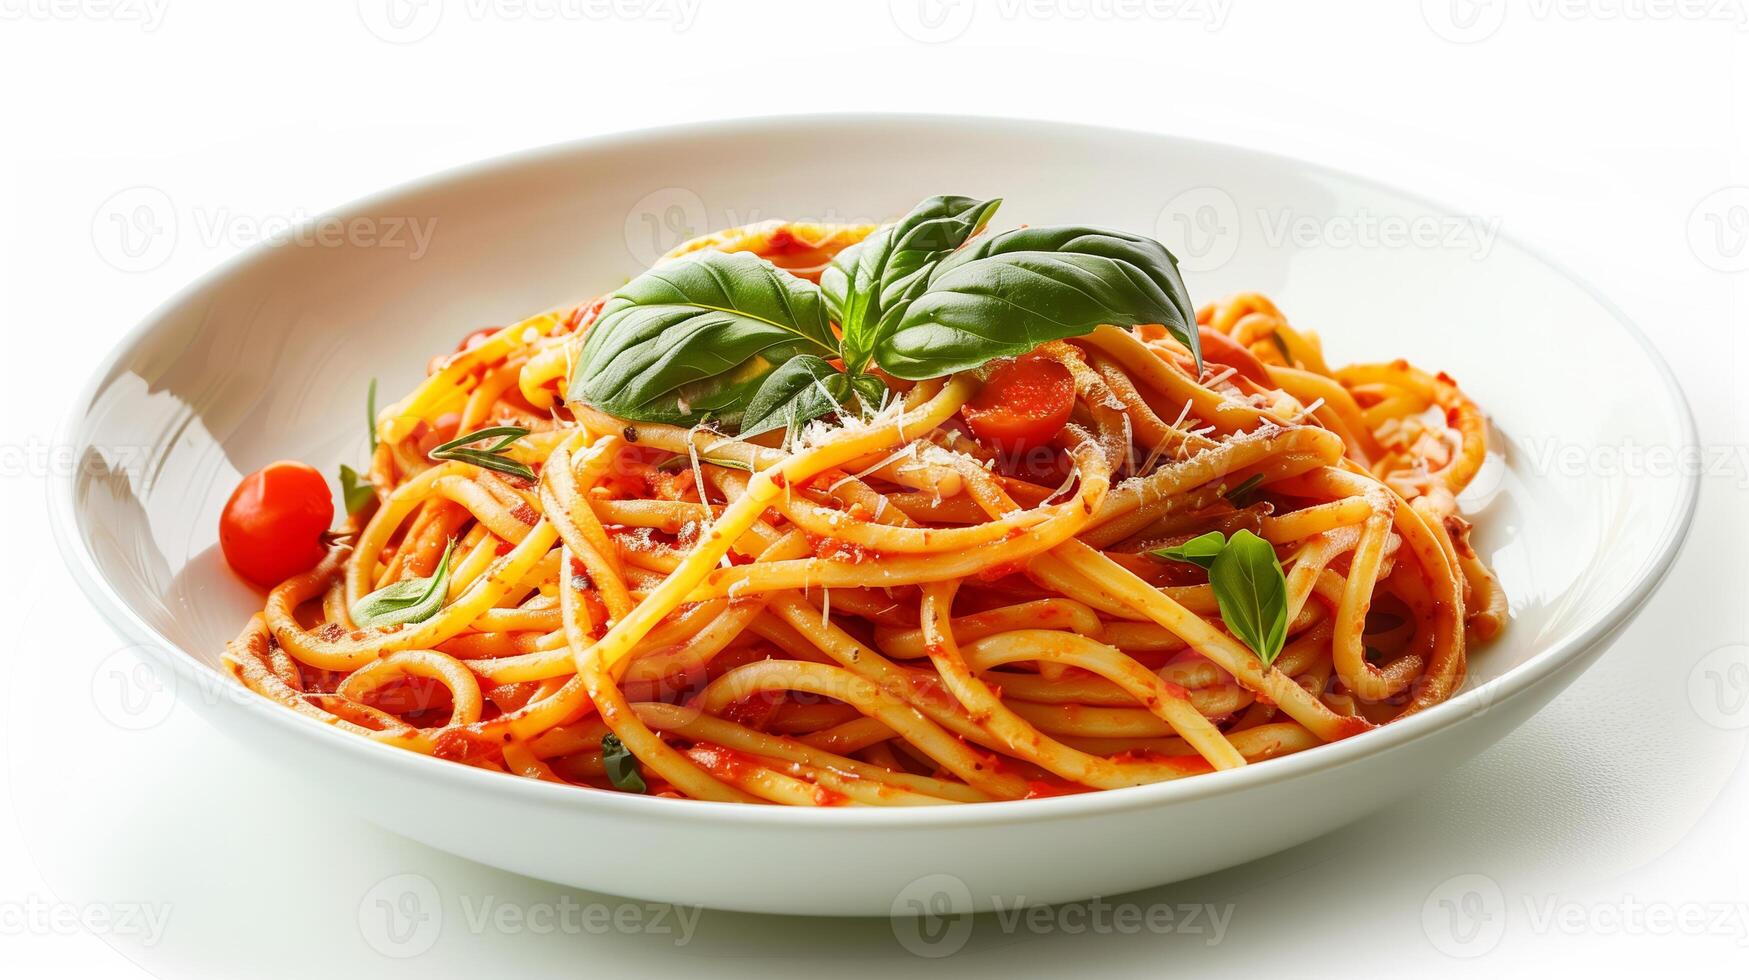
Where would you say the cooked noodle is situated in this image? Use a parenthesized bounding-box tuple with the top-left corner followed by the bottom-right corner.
(224, 219, 1505, 805)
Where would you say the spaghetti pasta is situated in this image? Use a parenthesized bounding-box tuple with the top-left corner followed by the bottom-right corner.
(222, 206, 1503, 806)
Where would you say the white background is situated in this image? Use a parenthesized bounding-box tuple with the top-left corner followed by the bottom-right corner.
(3, 0, 1747, 975)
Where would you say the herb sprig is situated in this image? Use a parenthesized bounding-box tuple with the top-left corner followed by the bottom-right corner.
(428, 425, 536, 481)
(338, 380, 384, 517)
(366, 377, 379, 453)
(1223, 473, 1266, 507)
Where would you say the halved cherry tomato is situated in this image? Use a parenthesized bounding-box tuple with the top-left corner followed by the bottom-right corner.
(219, 460, 334, 588)
(961, 354, 1076, 451)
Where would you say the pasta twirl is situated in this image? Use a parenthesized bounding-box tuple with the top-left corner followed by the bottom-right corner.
(222, 205, 1504, 805)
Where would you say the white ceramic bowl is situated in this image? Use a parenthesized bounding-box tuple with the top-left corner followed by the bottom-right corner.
(52, 116, 1697, 916)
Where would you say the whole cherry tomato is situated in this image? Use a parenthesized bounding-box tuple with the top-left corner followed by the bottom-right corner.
(219, 460, 334, 588)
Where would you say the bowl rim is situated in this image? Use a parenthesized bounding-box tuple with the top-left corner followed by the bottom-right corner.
(49, 112, 1700, 829)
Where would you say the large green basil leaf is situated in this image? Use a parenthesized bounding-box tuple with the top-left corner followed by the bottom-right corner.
(871, 225, 1200, 380)
(738, 355, 886, 440)
(821, 195, 1002, 374)
(568, 250, 839, 425)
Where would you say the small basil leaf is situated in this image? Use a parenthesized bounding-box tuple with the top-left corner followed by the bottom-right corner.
(568, 250, 839, 426)
(428, 425, 536, 481)
(1150, 530, 1226, 570)
(601, 733, 647, 793)
(822, 195, 1002, 373)
(738, 355, 883, 440)
(1207, 529, 1288, 665)
(352, 538, 455, 629)
(339, 463, 375, 516)
(874, 225, 1200, 380)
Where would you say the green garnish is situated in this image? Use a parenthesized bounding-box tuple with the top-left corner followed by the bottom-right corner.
(1153, 529, 1289, 665)
(1149, 530, 1225, 570)
(1268, 331, 1293, 365)
(565, 194, 1200, 437)
(1223, 473, 1266, 507)
(653, 453, 754, 473)
(428, 425, 536, 481)
(366, 377, 379, 453)
(338, 463, 375, 516)
(351, 538, 455, 629)
(601, 734, 647, 794)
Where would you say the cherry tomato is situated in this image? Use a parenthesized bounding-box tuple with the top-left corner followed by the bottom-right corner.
(219, 461, 334, 588)
(961, 354, 1076, 451)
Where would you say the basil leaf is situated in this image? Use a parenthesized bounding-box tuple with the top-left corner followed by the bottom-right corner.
(568, 250, 839, 426)
(338, 463, 375, 516)
(601, 733, 647, 793)
(739, 355, 885, 440)
(822, 195, 1002, 373)
(428, 425, 536, 481)
(873, 225, 1200, 380)
(1151, 530, 1226, 570)
(352, 538, 455, 629)
(1207, 529, 1288, 665)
